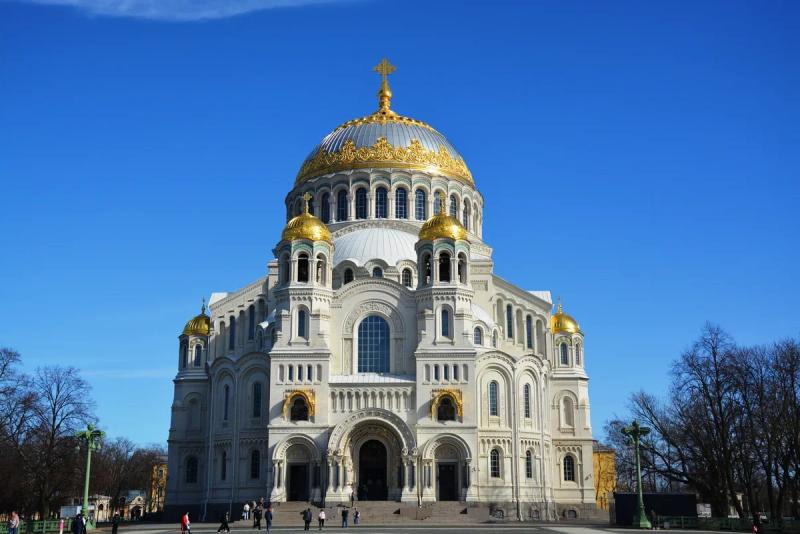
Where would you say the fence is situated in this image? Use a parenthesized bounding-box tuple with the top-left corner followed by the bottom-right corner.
(0, 520, 74, 534)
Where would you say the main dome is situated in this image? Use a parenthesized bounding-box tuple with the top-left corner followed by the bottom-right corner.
(295, 59, 473, 187)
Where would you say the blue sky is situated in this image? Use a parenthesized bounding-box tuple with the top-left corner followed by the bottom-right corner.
(0, 0, 798, 446)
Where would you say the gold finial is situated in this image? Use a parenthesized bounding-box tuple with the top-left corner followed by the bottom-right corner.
(373, 57, 396, 114)
(302, 192, 312, 214)
(201, 297, 206, 314)
(557, 296, 563, 314)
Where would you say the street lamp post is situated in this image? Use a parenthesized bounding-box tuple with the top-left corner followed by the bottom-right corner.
(75, 425, 104, 528)
(622, 420, 652, 529)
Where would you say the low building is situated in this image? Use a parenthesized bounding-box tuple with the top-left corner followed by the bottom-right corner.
(593, 441, 616, 511)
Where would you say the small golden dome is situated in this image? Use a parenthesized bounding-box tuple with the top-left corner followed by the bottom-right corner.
(551, 300, 581, 334)
(419, 200, 469, 242)
(183, 302, 210, 336)
(281, 193, 333, 244)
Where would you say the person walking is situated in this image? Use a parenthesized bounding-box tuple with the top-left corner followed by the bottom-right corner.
(72, 513, 86, 534)
(352, 508, 359, 526)
(317, 509, 326, 530)
(265, 506, 273, 532)
(243, 502, 250, 521)
(217, 511, 230, 533)
(253, 505, 262, 531)
(111, 513, 120, 534)
(8, 511, 20, 534)
(340, 508, 349, 528)
(181, 512, 191, 534)
(303, 508, 312, 531)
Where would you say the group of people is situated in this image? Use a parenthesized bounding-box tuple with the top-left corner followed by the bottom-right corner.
(179, 502, 360, 532)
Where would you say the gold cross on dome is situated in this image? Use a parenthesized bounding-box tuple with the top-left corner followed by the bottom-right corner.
(302, 192, 312, 213)
(373, 58, 397, 112)
(374, 57, 396, 82)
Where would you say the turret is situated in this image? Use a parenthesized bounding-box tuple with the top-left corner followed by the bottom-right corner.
(178, 301, 210, 372)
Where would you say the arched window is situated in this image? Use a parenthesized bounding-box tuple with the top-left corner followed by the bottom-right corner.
(439, 253, 451, 282)
(415, 189, 427, 220)
(473, 327, 483, 345)
(434, 365, 440, 381)
(185, 457, 198, 483)
(248, 305, 256, 340)
(297, 364, 304, 382)
(488, 381, 499, 416)
(401, 268, 413, 287)
(343, 268, 354, 285)
(457, 253, 467, 284)
(393, 188, 406, 219)
(357, 315, 390, 373)
(563, 397, 575, 427)
(526, 315, 533, 349)
(294, 198, 302, 217)
(355, 188, 367, 219)
(372, 266, 383, 278)
(180, 341, 188, 368)
(336, 190, 348, 222)
(441, 308, 451, 338)
(288, 365, 294, 381)
(321, 193, 331, 223)
(523, 384, 531, 418)
(316, 254, 326, 284)
(492, 331, 498, 348)
(193, 344, 202, 367)
(281, 255, 290, 284)
(525, 450, 533, 479)
(250, 450, 260, 479)
(307, 195, 315, 215)
(290, 396, 309, 421)
(298, 309, 308, 339)
(490, 449, 501, 478)
(422, 254, 432, 285)
(221, 450, 227, 480)
(223, 384, 230, 421)
(433, 191, 443, 214)
(375, 187, 388, 218)
(437, 396, 457, 421)
(449, 194, 458, 218)
(228, 316, 236, 350)
(576, 343, 582, 365)
(563, 455, 575, 481)
(297, 253, 309, 283)
(560, 343, 569, 365)
(463, 201, 471, 231)
(252, 382, 262, 418)
(453, 364, 459, 381)
(506, 305, 513, 339)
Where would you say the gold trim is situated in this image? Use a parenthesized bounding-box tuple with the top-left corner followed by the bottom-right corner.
(431, 388, 463, 420)
(296, 136, 474, 186)
(283, 389, 316, 419)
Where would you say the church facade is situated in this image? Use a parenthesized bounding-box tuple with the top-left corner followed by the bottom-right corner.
(165, 60, 596, 521)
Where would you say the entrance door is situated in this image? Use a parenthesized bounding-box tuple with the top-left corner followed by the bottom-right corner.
(358, 440, 388, 501)
(437, 463, 458, 501)
(287, 464, 309, 501)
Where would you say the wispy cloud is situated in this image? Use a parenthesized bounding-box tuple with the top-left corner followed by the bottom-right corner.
(12, 0, 349, 21)
(82, 367, 175, 379)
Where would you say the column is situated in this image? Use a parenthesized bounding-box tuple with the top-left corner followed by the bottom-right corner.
(388, 191, 395, 219)
(347, 193, 355, 221)
(327, 459, 335, 492)
(327, 195, 335, 223)
(367, 192, 374, 219)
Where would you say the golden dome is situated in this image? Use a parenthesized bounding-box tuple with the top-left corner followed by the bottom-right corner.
(295, 59, 473, 187)
(419, 199, 469, 242)
(183, 302, 210, 337)
(281, 193, 333, 244)
(551, 300, 581, 334)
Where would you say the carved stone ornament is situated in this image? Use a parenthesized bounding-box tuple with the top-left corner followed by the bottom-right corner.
(430, 388, 464, 419)
(282, 389, 316, 419)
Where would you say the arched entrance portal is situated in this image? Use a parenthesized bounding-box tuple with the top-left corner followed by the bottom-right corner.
(358, 440, 388, 501)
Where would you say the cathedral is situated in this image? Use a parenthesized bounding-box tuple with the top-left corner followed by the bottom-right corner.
(165, 60, 596, 522)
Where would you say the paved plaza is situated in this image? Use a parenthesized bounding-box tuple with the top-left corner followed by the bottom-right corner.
(111, 524, 715, 534)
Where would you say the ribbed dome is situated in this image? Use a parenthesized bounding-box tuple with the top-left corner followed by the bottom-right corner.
(182, 305, 210, 337)
(295, 59, 473, 187)
(333, 227, 418, 267)
(551, 302, 581, 334)
(419, 210, 469, 242)
(281, 195, 333, 244)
